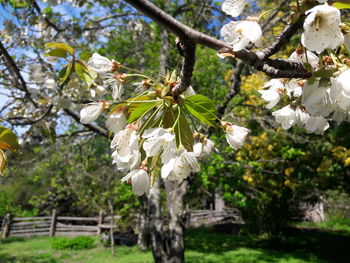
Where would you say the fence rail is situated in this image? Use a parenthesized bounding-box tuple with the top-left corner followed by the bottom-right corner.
(1, 209, 241, 239)
(0, 210, 119, 239)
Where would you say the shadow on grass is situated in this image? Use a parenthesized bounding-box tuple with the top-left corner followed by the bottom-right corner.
(0, 253, 59, 263)
(0, 237, 26, 245)
(185, 225, 350, 263)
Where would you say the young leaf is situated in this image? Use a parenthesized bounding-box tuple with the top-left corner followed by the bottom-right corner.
(184, 95, 216, 127)
(0, 127, 19, 152)
(45, 49, 69, 58)
(333, 2, 350, 9)
(75, 63, 97, 88)
(59, 60, 74, 85)
(128, 101, 161, 123)
(45, 42, 75, 56)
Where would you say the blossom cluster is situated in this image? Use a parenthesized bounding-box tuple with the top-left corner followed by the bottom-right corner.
(220, 1, 350, 134)
(257, 2, 350, 134)
(79, 53, 250, 196)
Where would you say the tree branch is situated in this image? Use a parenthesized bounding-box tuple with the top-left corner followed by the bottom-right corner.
(123, 0, 311, 79)
(0, 40, 38, 107)
(168, 40, 196, 97)
(63, 108, 109, 138)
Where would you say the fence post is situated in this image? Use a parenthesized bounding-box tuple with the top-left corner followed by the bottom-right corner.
(97, 210, 104, 235)
(1, 213, 11, 239)
(49, 209, 57, 237)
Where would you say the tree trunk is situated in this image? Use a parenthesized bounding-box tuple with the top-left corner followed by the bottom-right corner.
(137, 196, 149, 250)
(164, 179, 188, 263)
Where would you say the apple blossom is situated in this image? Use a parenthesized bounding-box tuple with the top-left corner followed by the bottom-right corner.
(220, 17, 262, 51)
(161, 148, 200, 182)
(90, 85, 107, 98)
(106, 111, 127, 134)
(301, 4, 344, 53)
(304, 116, 329, 135)
(222, 0, 247, 17)
(111, 123, 141, 172)
(272, 105, 298, 130)
(222, 122, 250, 150)
(289, 50, 319, 68)
(121, 168, 150, 196)
(330, 69, 350, 111)
(193, 138, 215, 158)
(258, 79, 285, 109)
(87, 53, 117, 73)
(142, 128, 176, 163)
(79, 101, 106, 124)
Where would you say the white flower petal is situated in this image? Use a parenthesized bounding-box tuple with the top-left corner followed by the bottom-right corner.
(80, 102, 104, 124)
(222, 0, 248, 17)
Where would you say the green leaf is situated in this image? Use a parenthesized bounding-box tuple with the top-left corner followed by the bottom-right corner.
(59, 61, 74, 85)
(313, 68, 336, 78)
(0, 127, 19, 152)
(128, 101, 161, 123)
(45, 42, 74, 56)
(75, 63, 97, 87)
(80, 51, 92, 62)
(162, 108, 193, 151)
(45, 49, 69, 58)
(184, 95, 217, 127)
(334, 2, 350, 9)
(176, 113, 193, 151)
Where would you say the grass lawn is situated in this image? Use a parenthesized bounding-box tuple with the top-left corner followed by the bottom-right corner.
(0, 224, 349, 263)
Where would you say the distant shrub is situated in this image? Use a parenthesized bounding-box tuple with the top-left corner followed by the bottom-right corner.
(51, 236, 95, 250)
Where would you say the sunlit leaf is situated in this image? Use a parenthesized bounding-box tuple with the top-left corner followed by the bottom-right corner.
(45, 49, 69, 58)
(334, 2, 350, 9)
(0, 127, 19, 152)
(59, 60, 74, 85)
(45, 42, 75, 56)
(184, 95, 216, 127)
(128, 101, 161, 123)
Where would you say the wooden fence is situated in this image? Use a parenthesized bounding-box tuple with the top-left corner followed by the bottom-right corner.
(1, 209, 241, 239)
(188, 209, 241, 227)
(0, 210, 118, 239)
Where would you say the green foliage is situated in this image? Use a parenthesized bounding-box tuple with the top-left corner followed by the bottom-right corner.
(183, 95, 216, 127)
(51, 236, 96, 250)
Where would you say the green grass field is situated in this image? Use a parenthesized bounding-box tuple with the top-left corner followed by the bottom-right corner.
(0, 224, 349, 263)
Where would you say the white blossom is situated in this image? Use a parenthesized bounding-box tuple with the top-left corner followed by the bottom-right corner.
(304, 116, 329, 134)
(161, 149, 200, 182)
(101, 73, 125, 100)
(258, 79, 285, 109)
(330, 69, 350, 110)
(80, 101, 105, 124)
(142, 128, 176, 163)
(286, 80, 303, 99)
(121, 169, 150, 196)
(220, 18, 262, 51)
(289, 50, 319, 68)
(111, 123, 141, 172)
(90, 85, 107, 98)
(222, 0, 248, 17)
(44, 79, 56, 89)
(106, 111, 127, 134)
(193, 138, 215, 158)
(272, 105, 298, 130)
(302, 83, 333, 117)
(222, 122, 250, 150)
(301, 4, 344, 53)
(87, 53, 116, 73)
